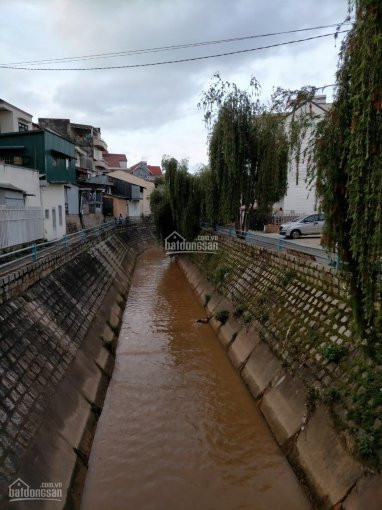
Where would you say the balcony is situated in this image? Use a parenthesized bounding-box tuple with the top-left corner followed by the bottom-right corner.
(77, 155, 94, 171)
(93, 134, 107, 151)
(94, 158, 108, 172)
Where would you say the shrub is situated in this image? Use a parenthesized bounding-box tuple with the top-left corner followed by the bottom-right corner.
(215, 310, 229, 325)
(213, 265, 230, 285)
(321, 387, 340, 404)
(306, 387, 319, 414)
(257, 307, 269, 323)
(233, 303, 246, 318)
(319, 343, 347, 363)
(278, 269, 297, 287)
(242, 311, 252, 324)
(356, 432, 379, 459)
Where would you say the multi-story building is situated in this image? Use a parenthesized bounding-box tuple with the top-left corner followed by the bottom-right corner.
(38, 118, 108, 178)
(0, 129, 76, 240)
(107, 170, 155, 216)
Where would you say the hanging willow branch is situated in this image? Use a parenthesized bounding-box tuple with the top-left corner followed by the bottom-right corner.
(199, 74, 290, 229)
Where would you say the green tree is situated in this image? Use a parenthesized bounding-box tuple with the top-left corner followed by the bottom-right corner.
(199, 73, 289, 231)
(151, 157, 202, 240)
(150, 184, 174, 241)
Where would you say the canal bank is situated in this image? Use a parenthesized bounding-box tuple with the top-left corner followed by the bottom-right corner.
(0, 223, 156, 509)
(80, 247, 311, 510)
(177, 233, 382, 510)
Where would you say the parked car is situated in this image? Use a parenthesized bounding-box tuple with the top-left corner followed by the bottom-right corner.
(279, 213, 325, 239)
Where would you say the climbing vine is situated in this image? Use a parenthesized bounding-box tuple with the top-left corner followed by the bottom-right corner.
(311, 0, 382, 339)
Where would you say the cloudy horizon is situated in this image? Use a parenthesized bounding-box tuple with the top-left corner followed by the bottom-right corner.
(0, 0, 350, 170)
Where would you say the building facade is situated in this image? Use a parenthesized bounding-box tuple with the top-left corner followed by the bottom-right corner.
(128, 161, 162, 182)
(0, 99, 33, 134)
(0, 163, 44, 249)
(0, 129, 76, 241)
(38, 118, 108, 179)
(108, 170, 154, 216)
(278, 96, 331, 215)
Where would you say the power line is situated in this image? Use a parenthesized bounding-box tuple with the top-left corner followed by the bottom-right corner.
(3, 22, 352, 67)
(0, 31, 349, 72)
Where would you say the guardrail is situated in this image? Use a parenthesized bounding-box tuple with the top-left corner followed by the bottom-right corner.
(0, 220, 117, 273)
(201, 223, 338, 269)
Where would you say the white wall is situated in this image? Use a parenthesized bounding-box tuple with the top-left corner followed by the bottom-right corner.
(0, 164, 41, 207)
(40, 183, 66, 240)
(93, 147, 103, 161)
(282, 100, 329, 215)
(65, 184, 80, 214)
(0, 104, 33, 133)
(128, 200, 141, 217)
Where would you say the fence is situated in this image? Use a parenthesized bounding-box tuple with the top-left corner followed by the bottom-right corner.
(269, 213, 304, 226)
(0, 220, 116, 273)
(201, 223, 338, 269)
(0, 207, 44, 249)
(0, 216, 154, 274)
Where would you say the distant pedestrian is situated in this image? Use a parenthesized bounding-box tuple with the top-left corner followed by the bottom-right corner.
(117, 213, 123, 224)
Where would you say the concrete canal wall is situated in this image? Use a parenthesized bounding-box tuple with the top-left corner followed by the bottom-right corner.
(0, 224, 155, 509)
(178, 234, 382, 510)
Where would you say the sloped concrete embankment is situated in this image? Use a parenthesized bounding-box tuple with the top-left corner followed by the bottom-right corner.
(178, 240, 382, 510)
(0, 224, 155, 509)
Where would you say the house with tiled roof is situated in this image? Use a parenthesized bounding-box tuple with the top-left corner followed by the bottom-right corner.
(128, 161, 162, 182)
(102, 152, 127, 170)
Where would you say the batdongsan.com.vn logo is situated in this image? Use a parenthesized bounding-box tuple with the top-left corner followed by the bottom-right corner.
(164, 231, 218, 254)
(8, 478, 62, 503)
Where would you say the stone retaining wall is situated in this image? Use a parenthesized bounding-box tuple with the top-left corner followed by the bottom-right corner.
(179, 234, 382, 510)
(0, 224, 155, 508)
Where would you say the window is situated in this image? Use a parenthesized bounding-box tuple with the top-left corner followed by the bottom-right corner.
(18, 122, 28, 132)
(52, 208, 56, 230)
(58, 205, 63, 226)
(45, 209, 49, 219)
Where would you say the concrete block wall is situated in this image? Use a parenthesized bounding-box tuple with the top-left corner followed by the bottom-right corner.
(0, 224, 155, 507)
(180, 234, 382, 509)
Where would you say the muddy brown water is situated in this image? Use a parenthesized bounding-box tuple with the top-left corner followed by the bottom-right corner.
(80, 248, 311, 510)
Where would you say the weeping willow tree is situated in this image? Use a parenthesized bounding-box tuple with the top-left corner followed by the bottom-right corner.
(151, 156, 202, 240)
(199, 74, 289, 231)
(311, 0, 382, 340)
(150, 184, 175, 241)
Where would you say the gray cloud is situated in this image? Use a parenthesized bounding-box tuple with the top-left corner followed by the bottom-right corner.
(0, 0, 349, 166)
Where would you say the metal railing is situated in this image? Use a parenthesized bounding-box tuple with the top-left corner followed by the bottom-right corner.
(201, 223, 338, 269)
(0, 220, 116, 274)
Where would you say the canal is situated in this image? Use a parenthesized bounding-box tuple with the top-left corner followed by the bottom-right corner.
(80, 247, 311, 510)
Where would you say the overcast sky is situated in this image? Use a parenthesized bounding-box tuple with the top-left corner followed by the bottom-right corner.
(0, 0, 350, 170)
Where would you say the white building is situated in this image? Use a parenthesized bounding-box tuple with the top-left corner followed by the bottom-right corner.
(0, 163, 44, 249)
(39, 182, 66, 241)
(0, 99, 33, 134)
(279, 96, 331, 215)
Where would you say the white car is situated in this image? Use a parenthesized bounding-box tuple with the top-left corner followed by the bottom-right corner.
(279, 213, 325, 239)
